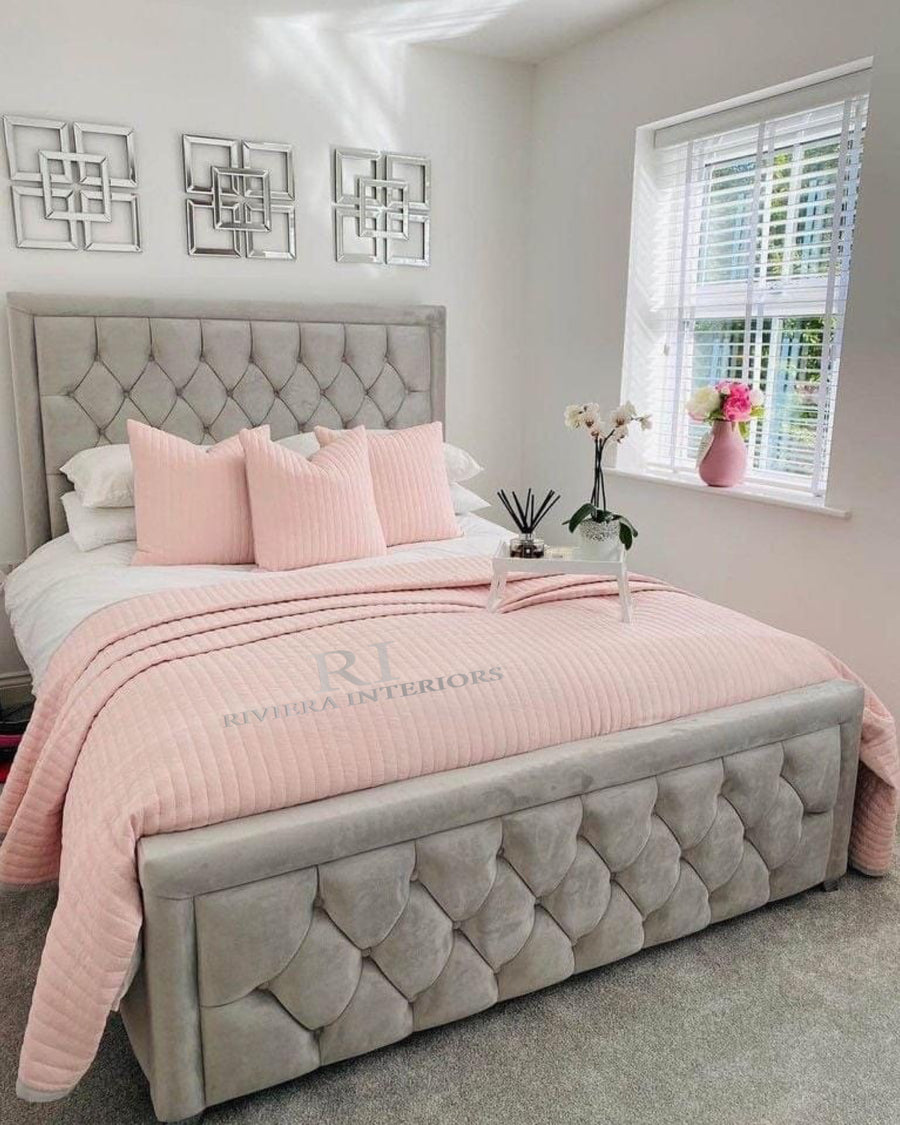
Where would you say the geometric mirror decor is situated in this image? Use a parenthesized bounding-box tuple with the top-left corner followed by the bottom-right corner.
(2, 114, 141, 251)
(182, 134, 296, 260)
(332, 147, 430, 266)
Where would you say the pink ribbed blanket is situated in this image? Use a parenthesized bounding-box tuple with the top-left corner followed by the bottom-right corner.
(0, 559, 896, 1100)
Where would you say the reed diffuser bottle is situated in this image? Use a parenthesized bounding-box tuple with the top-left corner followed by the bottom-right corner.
(496, 488, 560, 558)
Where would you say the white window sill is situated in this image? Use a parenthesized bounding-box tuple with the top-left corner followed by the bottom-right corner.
(606, 467, 850, 519)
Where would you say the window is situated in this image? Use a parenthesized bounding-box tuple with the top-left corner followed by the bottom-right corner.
(620, 69, 869, 498)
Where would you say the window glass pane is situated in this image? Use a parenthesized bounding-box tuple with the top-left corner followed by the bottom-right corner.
(758, 316, 827, 476)
(681, 317, 829, 479)
(684, 319, 748, 462)
(792, 142, 839, 276)
(765, 150, 793, 279)
(698, 159, 755, 283)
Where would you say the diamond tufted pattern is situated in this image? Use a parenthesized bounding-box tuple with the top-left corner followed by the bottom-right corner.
(30, 313, 436, 538)
(194, 728, 841, 1106)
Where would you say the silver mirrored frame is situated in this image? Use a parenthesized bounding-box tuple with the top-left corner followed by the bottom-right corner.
(39, 150, 112, 222)
(183, 133, 295, 259)
(246, 204, 296, 260)
(3, 116, 69, 181)
(83, 190, 142, 253)
(10, 184, 78, 249)
(185, 197, 241, 257)
(241, 140, 294, 200)
(332, 146, 430, 266)
(3, 114, 141, 251)
(212, 166, 271, 232)
(73, 121, 137, 187)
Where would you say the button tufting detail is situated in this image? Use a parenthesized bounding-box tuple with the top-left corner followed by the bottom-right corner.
(194, 728, 842, 1094)
(44, 316, 436, 508)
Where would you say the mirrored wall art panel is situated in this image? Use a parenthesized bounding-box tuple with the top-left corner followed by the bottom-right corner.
(332, 147, 430, 267)
(183, 134, 296, 260)
(2, 115, 141, 251)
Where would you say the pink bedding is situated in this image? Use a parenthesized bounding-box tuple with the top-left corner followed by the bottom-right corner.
(0, 559, 896, 1100)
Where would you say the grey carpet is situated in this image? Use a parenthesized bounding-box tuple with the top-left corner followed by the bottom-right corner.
(2, 846, 898, 1125)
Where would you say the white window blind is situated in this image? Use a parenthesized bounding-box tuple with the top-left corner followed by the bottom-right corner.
(621, 71, 869, 497)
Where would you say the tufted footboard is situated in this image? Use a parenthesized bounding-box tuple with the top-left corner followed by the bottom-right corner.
(122, 681, 862, 1121)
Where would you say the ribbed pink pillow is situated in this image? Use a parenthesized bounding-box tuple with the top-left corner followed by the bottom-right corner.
(129, 421, 265, 566)
(240, 427, 387, 570)
(314, 422, 460, 546)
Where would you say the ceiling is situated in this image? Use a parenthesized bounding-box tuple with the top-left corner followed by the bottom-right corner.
(162, 0, 670, 64)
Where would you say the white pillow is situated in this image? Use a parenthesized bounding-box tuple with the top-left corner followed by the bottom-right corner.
(440, 441, 483, 485)
(57, 432, 483, 511)
(276, 432, 321, 458)
(279, 430, 483, 483)
(61, 444, 133, 508)
(450, 483, 491, 514)
(62, 490, 136, 551)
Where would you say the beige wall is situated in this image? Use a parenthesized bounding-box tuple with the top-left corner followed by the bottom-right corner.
(0, 0, 533, 679)
(527, 0, 900, 716)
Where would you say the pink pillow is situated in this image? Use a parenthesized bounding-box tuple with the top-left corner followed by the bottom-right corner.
(240, 427, 387, 570)
(129, 421, 264, 566)
(314, 422, 460, 547)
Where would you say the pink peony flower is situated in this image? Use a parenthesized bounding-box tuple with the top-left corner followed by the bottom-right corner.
(722, 382, 753, 422)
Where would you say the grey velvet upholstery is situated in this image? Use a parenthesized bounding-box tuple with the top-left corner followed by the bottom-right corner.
(6, 293, 446, 552)
(122, 682, 863, 1122)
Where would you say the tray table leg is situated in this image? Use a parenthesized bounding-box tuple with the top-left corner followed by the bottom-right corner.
(616, 564, 634, 624)
(488, 563, 509, 612)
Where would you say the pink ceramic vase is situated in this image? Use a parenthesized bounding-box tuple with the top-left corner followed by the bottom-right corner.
(698, 420, 747, 487)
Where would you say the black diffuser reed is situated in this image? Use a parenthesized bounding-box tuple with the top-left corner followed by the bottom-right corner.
(497, 488, 560, 557)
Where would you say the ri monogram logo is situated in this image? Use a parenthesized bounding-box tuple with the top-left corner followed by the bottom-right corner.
(311, 641, 395, 693)
(222, 637, 504, 728)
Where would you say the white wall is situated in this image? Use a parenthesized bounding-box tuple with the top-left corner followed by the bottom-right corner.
(0, 0, 533, 677)
(3, 0, 899, 721)
(527, 0, 900, 717)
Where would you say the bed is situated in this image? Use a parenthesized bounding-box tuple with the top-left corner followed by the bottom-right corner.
(0, 293, 896, 1123)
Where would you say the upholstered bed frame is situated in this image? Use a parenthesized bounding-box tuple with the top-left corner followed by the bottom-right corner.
(5, 293, 863, 1122)
(6, 292, 445, 554)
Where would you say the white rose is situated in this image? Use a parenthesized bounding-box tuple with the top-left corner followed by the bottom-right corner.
(686, 385, 721, 422)
(749, 388, 765, 408)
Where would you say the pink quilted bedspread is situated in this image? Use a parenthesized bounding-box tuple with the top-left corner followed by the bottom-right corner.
(0, 559, 896, 1100)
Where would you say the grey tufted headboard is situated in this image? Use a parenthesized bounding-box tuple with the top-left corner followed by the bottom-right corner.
(6, 293, 446, 553)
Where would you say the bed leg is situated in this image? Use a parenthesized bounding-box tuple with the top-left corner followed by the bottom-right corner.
(821, 877, 841, 892)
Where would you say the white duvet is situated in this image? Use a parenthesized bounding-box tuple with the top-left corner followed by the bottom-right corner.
(5, 514, 510, 691)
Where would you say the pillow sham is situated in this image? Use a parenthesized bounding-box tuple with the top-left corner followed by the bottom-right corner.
(61, 444, 133, 508)
(279, 430, 482, 484)
(276, 432, 321, 458)
(58, 433, 482, 514)
(240, 427, 386, 570)
(62, 491, 136, 551)
(315, 422, 460, 547)
(450, 483, 491, 514)
(441, 440, 483, 485)
(129, 421, 264, 567)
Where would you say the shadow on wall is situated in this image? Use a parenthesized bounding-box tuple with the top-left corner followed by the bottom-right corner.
(252, 0, 523, 144)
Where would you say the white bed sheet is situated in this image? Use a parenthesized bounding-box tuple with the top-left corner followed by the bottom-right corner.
(6, 515, 511, 692)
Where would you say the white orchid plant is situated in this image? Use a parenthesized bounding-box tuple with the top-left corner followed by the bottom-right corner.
(563, 401, 651, 549)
